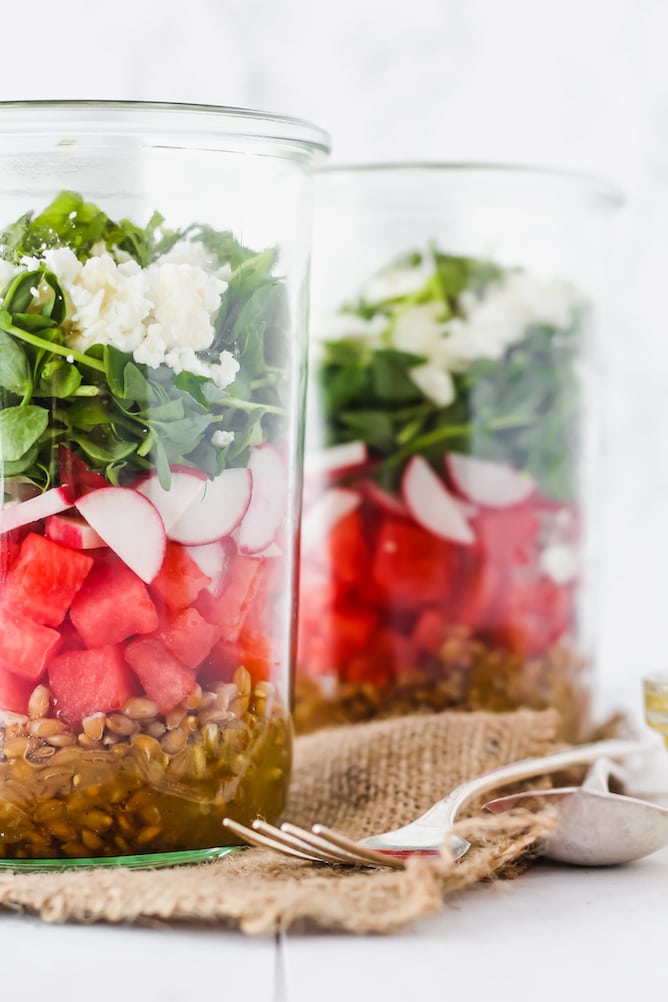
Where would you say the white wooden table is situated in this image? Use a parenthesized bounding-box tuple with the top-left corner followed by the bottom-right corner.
(1, 848, 665, 1002)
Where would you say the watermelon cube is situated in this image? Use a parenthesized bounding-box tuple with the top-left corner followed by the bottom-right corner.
(0, 537, 20, 583)
(159, 607, 219, 669)
(0, 605, 62, 681)
(124, 637, 197, 714)
(69, 558, 159, 647)
(197, 554, 264, 640)
(48, 645, 139, 724)
(0, 665, 33, 714)
(150, 541, 211, 611)
(4, 533, 93, 627)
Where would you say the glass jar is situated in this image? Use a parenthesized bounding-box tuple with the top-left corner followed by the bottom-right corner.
(0, 101, 329, 862)
(296, 163, 621, 740)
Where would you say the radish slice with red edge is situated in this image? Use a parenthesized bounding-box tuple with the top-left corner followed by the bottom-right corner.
(184, 541, 229, 596)
(75, 487, 167, 583)
(402, 456, 475, 545)
(0, 486, 71, 536)
(445, 452, 536, 508)
(136, 467, 208, 531)
(304, 441, 368, 480)
(301, 487, 360, 554)
(168, 467, 252, 545)
(45, 514, 106, 550)
(237, 445, 287, 555)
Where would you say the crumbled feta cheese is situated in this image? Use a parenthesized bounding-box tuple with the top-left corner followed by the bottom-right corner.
(143, 261, 226, 355)
(212, 429, 235, 447)
(64, 252, 151, 355)
(409, 362, 455, 406)
(390, 303, 450, 357)
(210, 350, 240, 389)
(439, 272, 579, 369)
(158, 240, 211, 269)
(25, 239, 237, 385)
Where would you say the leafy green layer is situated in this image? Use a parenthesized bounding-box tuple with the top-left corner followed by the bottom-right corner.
(0, 192, 289, 492)
(313, 247, 585, 502)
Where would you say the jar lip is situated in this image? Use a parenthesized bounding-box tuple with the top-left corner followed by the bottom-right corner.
(0, 100, 331, 158)
(317, 160, 624, 206)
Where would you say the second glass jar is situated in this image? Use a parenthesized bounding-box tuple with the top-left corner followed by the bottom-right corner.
(295, 163, 621, 739)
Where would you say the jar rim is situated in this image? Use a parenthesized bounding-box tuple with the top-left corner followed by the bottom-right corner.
(0, 100, 331, 159)
(317, 160, 624, 206)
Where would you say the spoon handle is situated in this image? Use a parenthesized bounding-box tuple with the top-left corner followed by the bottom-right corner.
(430, 738, 653, 829)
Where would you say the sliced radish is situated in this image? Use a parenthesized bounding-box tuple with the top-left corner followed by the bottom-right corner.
(168, 467, 252, 545)
(45, 514, 106, 550)
(445, 453, 536, 508)
(237, 445, 288, 555)
(402, 456, 475, 545)
(75, 487, 167, 583)
(184, 541, 229, 596)
(0, 486, 71, 536)
(136, 467, 208, 531)
(301, 487, 361, 554)
(304, 441, 368, 480)
(361, 479, 410, 519)
(252, 540, 283, 558)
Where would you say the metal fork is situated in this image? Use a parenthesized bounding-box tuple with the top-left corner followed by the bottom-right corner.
(223, 737, 650, 869)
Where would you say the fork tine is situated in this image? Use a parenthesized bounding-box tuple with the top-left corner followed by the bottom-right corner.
(311, 824, 406, 870)
(279, 822, 390, 867)
(222, 818, 322, 863)
(252, 820, 350, 864)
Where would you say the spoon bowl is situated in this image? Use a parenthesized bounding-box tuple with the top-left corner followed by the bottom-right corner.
(484, 757, 668, 866)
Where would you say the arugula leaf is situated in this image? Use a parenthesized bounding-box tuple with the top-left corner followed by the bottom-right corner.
(0, 405, 49, 461)
(190, 226, 258, 270)
(0, 329, 32, 399)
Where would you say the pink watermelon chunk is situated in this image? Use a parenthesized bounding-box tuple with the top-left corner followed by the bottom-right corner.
(159, 607, 220, 669)
(0, 605, 62, 681)
(4, 533, 93, 627)
(0, 666, 33, 714)
(124, 637, 197, 714)
(48, 645, 139, 724)
(69, 558, 159, 648)
(150, 541, 212, 611)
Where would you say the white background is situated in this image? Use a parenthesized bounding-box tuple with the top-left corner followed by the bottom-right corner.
(2, 5, 668, 995)
(4, 0, 667, 715)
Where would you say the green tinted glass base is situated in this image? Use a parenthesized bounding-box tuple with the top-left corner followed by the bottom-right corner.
(0, 845, 243, 872)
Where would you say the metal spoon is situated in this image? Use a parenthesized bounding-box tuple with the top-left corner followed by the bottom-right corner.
(484, 756, 668, 866)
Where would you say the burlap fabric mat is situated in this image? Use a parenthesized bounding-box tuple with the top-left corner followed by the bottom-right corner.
(0, 708, 563, 933)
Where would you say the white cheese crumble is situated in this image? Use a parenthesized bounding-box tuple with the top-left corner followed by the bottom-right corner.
(17, 241, 239, 388)
(385, 269, 579, 377)
(440, 272, 579, 369)
(211, 429, 235, 447)
(390, 302, 450, 358)
(408, 362, 455, 406)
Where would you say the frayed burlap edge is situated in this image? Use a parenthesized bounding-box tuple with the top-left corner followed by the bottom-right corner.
(0, 709, 563, 934)
(0, 810, 555, 934)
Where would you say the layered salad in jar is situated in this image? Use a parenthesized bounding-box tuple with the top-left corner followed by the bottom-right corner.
(0, 192, 292, 859)
(296, 246, 590, 737)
